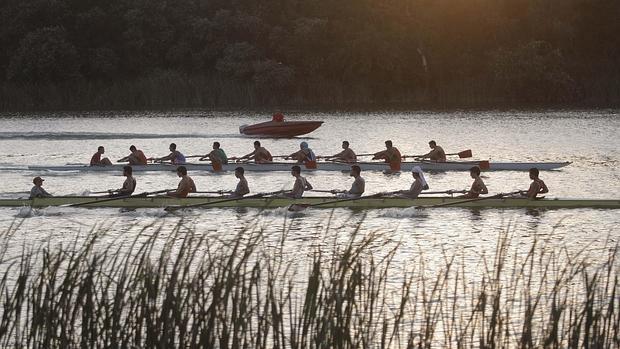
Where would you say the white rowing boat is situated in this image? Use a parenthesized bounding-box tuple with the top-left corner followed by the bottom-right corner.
(0, 196, 617, 209)
(25, 161, 571, 172)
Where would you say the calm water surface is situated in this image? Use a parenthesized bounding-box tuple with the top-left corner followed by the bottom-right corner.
(0, 109, 618, 269)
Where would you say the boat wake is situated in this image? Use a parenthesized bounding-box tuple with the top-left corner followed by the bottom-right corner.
(15, 206, 64, 218)
(0, 131, 245, 140)
(378, 207, 427, 218)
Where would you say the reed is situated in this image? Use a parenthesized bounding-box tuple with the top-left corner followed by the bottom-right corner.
(0, 218, 617, 348)
(0, 73, 516, 112)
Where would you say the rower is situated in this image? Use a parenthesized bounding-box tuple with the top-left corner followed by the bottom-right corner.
(109, 166, 136, 197)
(118, 145, 148, 165)
(237, 141, 273, 163)
(285, 165, 313, 198)
(90, 146, 113, 166)
(167, 166, 196, 198)
(286, 142, 317, 169)
(397, 166, 429, 199)
(522, 167, 549, 199)
(372, 140, 402, 172)
(152, 143, 186, 164)
(201, 142, 228, 172)
(30, 176, 53, 198)
(229, 167, 250, 198)
(326, 141, 357, 163)
(419, 140, 446, 162)
(459, 166, 488, 198)
(338, 165, 365, 198)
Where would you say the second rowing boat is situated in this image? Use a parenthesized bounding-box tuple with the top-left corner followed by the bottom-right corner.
(1, 196, 617, 209)
(25, 161, 572, 172)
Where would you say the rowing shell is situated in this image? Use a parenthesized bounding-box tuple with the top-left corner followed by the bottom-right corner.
(26, 161, 571, 172)
(1, 196, 617, 209)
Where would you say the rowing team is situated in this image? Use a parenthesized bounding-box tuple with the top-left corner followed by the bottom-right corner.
(89, 140, 452, 170)
(29, 165, 549, 201)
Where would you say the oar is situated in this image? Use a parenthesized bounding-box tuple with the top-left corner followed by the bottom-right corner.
(66, 189, 173, 207)
(308, 189, 345, 194)
(288, 190, 401, 212)
(423, 190, 522, 208)
(164, 190, 286, 212)
(194, 190, 232, 194)
(477, 160, 490, 170)
(146, 158, 170, 164)
(402, 149, 472, 159)
(411, 158, 490, 170)
(418, 190, 467, 195)
(449, 149, 472, 158)
(81, 189, 115, 195)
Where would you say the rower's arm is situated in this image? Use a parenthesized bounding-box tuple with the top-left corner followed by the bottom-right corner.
(418, 150, 433, 159)
(372, 150, 386, 160)
(117, 156, 129, 163)
(156, 153, 175, 162)
(199, 151, 214, 161)
(525, 182, 538, 198)
(287, 150, 301, 159)
(239, 150, 256, 160)
(539, 181, 549, 194)
(330, 150, 345, 158)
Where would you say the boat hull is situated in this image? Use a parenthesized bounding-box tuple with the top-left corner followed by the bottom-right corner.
(27, 161, 571, 172)
(1, 196, 618, 209)
(239, 121, 323, 137)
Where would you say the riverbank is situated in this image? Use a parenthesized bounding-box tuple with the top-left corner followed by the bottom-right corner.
(2, 72, 619, 112)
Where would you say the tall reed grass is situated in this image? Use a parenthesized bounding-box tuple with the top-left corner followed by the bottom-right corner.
(0, 218, 617, 348)
(0, 72, 520, 112)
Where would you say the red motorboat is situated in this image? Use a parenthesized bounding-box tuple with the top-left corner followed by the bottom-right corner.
(239, 113, 323, 137)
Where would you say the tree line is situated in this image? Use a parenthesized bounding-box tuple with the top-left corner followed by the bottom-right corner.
(1, 0, 619, 110)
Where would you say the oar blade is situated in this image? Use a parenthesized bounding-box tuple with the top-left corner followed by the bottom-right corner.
(458, 149, 472, 158)
(164, 205, 183, 212)
(478, 160, 490, 170)
(287, 204, 310, 212)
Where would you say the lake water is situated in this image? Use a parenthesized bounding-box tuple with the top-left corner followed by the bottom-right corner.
(0, 110, 618, 347)
(0, 109, 618, 268)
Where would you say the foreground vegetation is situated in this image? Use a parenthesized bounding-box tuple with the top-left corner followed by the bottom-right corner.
(0, 218, 618, 348)
(1, 0, 619, 110)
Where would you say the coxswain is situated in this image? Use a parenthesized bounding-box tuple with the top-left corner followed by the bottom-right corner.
(30, 176, 52, 199)
(272, 112, 285, 122)
(90, 146, 113, 166)
(118, 145, 148, 165)
(419, 140, 447, 162)
(109, 166, 136, 197)
(201, 142, 228, 172)
(237, 141, 273, 163)
(337, 165, 365, 198)
(152, 143, 186, 164)
(287, 142, 317, 169)
(459, 166, 488, 198)
(230, 167, 250, 198)
(286, 165, 313, 198)
(521, 167, 549, 199)
(326, 141, 357, 163)
(397, 166, 429, 199)
(167, 166, 196, 197)
(372, 140, 402, 172)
